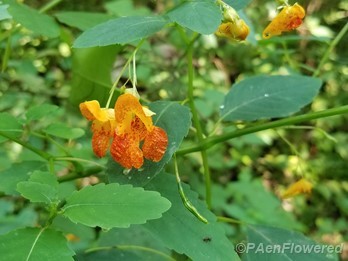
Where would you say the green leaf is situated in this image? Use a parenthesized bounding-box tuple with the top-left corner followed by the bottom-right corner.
(0, 4, 11, 21)
(0, 227, 75, 261)
(0, 161, 46, 195)
(167, 0, 222, 35)
(0, 201, 37, 235)
(44, 123, 85, 139)
(17, 171, 59, 204)
(3, 0, 60, 38)
(95, 226, 171, 261)
(26, 104, 59, 122)
(70, 45, 122, 105)
(62, 183, 171, 229)
(243, 225, 339, 261)
(73, 16, 168, 48)
(224, 0, 253, 10)
(221, 75, 322, 122)
(55, 12, 113, 31)
(107, 101, 191, 187)
(0, 112, 23, 140)
(143, 173, 239, 261)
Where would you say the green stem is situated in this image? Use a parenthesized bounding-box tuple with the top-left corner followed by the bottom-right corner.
(85, 245, 175, 261)
(313, 22, 348, 77)
(177, 105, 348, 155)
(39, 0, 63, 13)
(105, 39, 145, 108)
(186, 35, 212, 209)
(0, 131, 52, 160)
(174, 154, 208, 224)
(1, 34, 12, 72)
(217, 216, 245, 225)
(57, 166, 104, 183)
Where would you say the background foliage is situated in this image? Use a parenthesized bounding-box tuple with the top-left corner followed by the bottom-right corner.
(0, 0, 347, 260)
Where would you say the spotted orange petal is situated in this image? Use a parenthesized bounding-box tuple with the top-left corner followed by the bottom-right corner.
(115, 94, 153, 135)
(110, 133, 143, 169)
(263, 3, 305, 39)
(216, 20, 249, 41)
(142, 126, 168, 162)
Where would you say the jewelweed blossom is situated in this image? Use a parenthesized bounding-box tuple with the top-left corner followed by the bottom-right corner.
(215, 2, 250, 41)
(282, 178, 313, 199)
(263, 3, 305, 39)
(80, 93, 168, 169)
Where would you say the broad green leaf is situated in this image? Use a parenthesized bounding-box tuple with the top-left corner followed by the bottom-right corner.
(0, 161, 46, 195)
(26, 104, 59, 121)
(0, 4, 11, 20)
(221, 75, 322, 122)
(0, 112, 23, 139)
(73, 16, 168, 48)
(0, 200, 37, 235)
(223, 177, 303, 230)
(44, 123, 85, 139)
(62, 183, 171, 229)
(167, 0, 222, 35)
(95, 226, 171, 261)
(143, 173, 239, 261)
(52, 216, 95, 252)
(107, 101, 191, 187)
(224, 0, 253, 10)
(55, 12, 113, 31)
(0, 227, 75, 261)
(3, 0, 59, 38)
(243, 225, 339, 261)
(70, 45, 122, 105)
(104, 0, 151, 17)
(17, 171, 59, 204)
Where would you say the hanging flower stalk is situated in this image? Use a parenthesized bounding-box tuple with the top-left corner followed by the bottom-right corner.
(80, 93, 168, 169)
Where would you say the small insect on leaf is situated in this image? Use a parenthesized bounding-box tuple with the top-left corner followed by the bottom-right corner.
(262, 3, 305, 39)
(203, 236, 212, 243)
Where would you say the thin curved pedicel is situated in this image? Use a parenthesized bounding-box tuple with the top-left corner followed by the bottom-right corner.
(263, 3, 305, 39)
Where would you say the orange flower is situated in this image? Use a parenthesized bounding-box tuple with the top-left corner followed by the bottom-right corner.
(111, 93, 168, 169)
(263, 3, 305, 39)
(80, 94, 168, 169)
(282, 178, 313, 199)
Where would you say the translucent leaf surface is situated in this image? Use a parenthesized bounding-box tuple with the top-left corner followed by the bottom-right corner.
(107, 101, 191, 187)
(167, 0, 222, 34)
(73, 16, 168, 48)
(62, 183, 171, 229)
(221, 75, 322, 122)
(0, 227, 75, 261)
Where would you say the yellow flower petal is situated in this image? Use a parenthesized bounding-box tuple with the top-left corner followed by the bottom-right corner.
(79, 100, 111, 122)
(282, 178, 313, 199)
